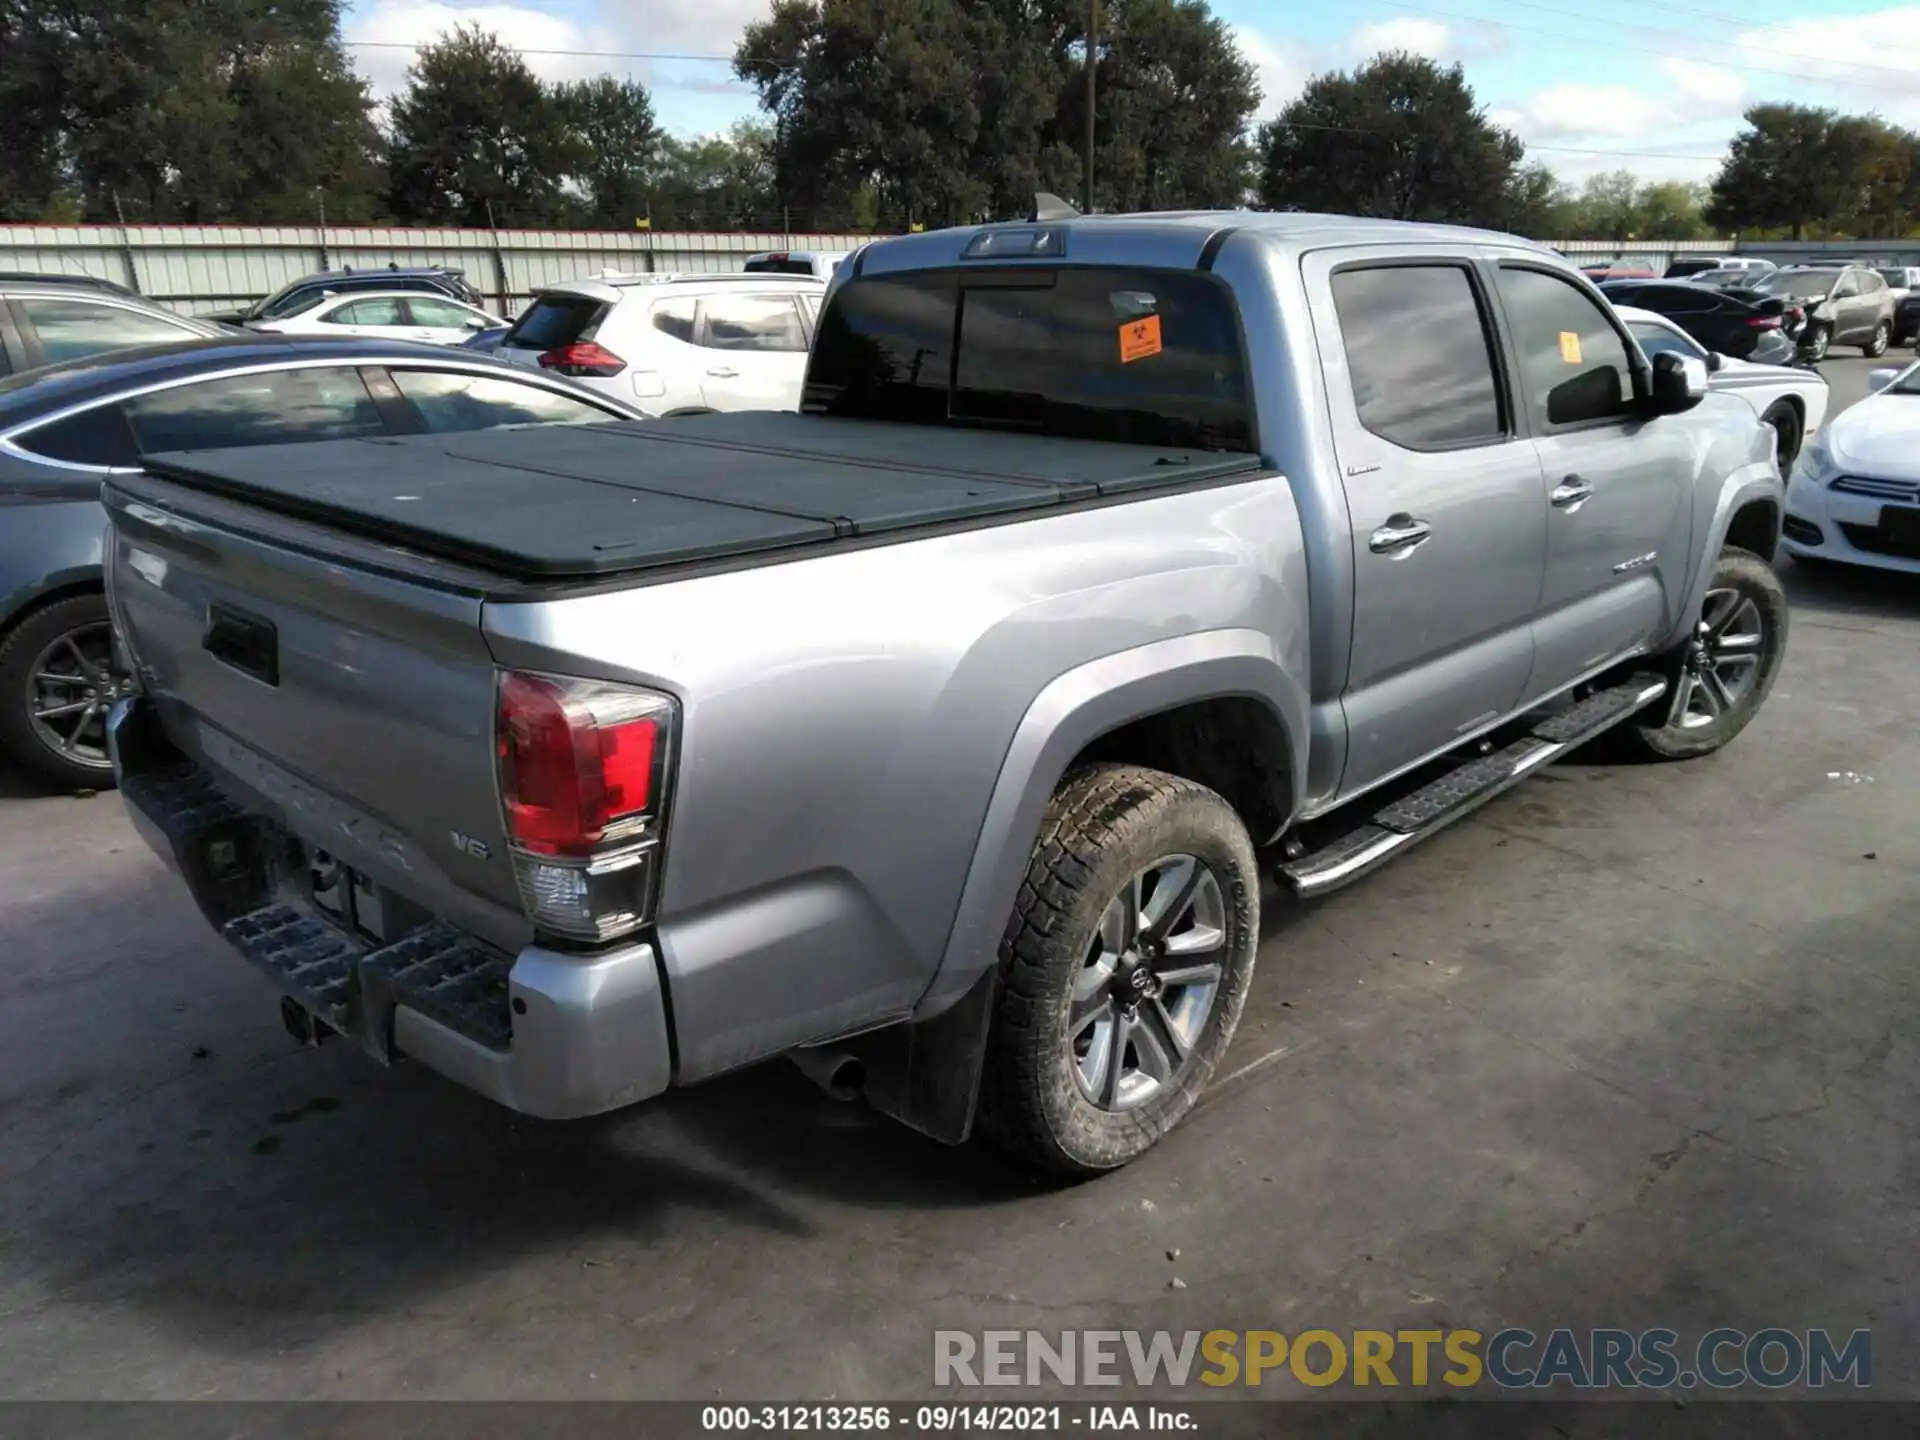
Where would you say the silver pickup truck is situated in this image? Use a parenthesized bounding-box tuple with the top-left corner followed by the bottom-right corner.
(103, 212, 1789, 1174)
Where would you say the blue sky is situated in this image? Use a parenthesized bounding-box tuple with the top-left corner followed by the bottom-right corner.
(340, 0, 1920, 185)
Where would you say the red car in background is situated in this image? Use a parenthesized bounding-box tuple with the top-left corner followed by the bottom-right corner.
(1580, 257, 1662, 282)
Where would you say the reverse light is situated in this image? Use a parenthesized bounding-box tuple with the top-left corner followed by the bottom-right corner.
(496, 671, 675, 942)
(538, 341, 626, 377)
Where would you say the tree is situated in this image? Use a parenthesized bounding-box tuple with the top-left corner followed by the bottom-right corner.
(643, 123, 779, 231)
(1576, 169, 1643, 242)
(1707, 105, 1860, 240)
(1257, 52, 1522, 225)
(557, 77, 661, 229)
(1636, 180, 1709, 240)
(0, 0, 383, 223)
(387, 24, 580, 227)
(1500, 163, 1578, 238)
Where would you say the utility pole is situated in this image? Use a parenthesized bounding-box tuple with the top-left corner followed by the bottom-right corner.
(1083, 0, 1098, 215)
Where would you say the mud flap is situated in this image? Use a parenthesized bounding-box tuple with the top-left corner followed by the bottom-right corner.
(847, 968, 998, 1147)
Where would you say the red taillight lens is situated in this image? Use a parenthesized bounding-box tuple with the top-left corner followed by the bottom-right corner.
(497, 672, 668, 857)
(1748, 315, 1782, 329)
(538, 341, 626, 377)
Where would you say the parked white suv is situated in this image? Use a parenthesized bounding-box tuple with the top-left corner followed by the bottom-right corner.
(498, 273, 826, 414)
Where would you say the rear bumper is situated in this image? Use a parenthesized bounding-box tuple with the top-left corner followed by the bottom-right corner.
(108, 698, 673, 1119)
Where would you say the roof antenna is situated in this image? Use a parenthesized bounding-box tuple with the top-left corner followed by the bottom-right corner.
(1030, 191, 1081, 222)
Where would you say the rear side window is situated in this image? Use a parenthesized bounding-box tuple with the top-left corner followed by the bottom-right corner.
(18, 297, 201, 364)
(650, 297, 697, 341)
(1331, 265, 1504, 450)
(121, 366, 386, 452)
(701, 293, 808, 352)
(807, 267, 1254, 451)
(330, 298, 405, 326)
(505, 295, 606, 351)
(1495, 267, 1636, 428)
(14, 405, 141, 466)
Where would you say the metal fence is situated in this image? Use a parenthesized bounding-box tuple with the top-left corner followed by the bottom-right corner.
(0, 225, 891, 317)
(7, 225, 1920, 319)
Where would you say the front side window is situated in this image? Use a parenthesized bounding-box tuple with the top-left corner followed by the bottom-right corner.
(1331, 264, 1504, 450)
(701, 293, 808, 352)
(1495, 267, 1636, 428)
(1628, 321, 1707, 363)
(387, 368, 618, 432)
(19, 298, 201, 364)
(121, 366, 385, 453)
(807, 267, 1254, 450)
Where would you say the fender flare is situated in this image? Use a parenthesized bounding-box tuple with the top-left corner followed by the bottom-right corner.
(1658, 458, 1783, 654)
(912, 627, 1310, 1021)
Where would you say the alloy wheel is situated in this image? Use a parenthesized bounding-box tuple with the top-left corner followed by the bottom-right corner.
(1671, 586, 1765, 730)
(1068, 854, 1226, 1111)
(24, 621, 130, 772)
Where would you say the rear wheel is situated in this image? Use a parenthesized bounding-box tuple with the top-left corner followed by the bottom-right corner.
(1610, 548, 1787, 762)
(977, 764, 1259, 1176)
(0, 593, 133, 791)
(1801, 325, 1830, 363)
(1864, 320, 1891, 358)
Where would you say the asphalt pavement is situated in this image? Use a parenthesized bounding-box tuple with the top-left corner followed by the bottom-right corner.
(0, 356, 1914, 1403)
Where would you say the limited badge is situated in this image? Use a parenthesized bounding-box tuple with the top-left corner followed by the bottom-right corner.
(1558, 330, 1583, 364)
(1120, 315, 1163, 363)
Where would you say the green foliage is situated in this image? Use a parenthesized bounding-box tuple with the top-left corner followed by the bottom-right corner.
(643, 122, 779, 230)
(556, 77, 661, 229)
(1257, 52, 1523, 226)
(0, 0, 384, 223)
(386, 24, 581, 227)
(1708, 104, 1920, 240)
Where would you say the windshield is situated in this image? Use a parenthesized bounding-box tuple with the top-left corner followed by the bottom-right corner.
(1758, 271, 1840, 301)
(1877, 269, 1911, 288)
(1890, 363, 1920, 396)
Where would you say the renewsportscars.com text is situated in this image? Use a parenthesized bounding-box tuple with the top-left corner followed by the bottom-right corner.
(934, 1328, 1871, 1391)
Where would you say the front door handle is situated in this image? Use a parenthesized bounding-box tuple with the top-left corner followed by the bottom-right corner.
(1368, 515, 1433, 556)
(706, 367, 739, 379)
(1551, 476, 1595, 510)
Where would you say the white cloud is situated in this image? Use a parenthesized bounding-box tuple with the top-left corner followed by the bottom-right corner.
(1232, 24, 1311, 119)
(1349, 18, 1453, 60)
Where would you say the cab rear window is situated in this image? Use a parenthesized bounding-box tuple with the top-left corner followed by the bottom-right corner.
(804, 267, 1254, 451)
(744, 258, 816, 275)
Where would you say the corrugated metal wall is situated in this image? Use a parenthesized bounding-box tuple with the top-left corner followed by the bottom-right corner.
(0, 225, 891, 316)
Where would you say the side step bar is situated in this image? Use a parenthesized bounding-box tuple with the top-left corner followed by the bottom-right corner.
(1280, 674, 1668, 900)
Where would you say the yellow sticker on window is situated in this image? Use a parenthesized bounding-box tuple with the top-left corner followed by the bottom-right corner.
(1558, 331, 1582, 364)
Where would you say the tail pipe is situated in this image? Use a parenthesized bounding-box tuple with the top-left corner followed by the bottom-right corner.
(786, 1045, 865, 1102)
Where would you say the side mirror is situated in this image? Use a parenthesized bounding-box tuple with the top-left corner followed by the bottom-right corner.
(1704, 351, 1724, 373)
(1868, 366, 1901, 393)
(1649, 351, 1708, 414)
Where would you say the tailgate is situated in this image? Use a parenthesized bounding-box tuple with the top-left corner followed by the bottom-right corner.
(103, 477, 527, 949)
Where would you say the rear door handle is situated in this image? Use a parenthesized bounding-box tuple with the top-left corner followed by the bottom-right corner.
(1551, 476, 1595, 510)
(1368, 515, 1433, 556)
(706, 367, 738, 379)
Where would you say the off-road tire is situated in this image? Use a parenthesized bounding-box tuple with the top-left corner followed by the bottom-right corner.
(0, 592, 122, 792)
(1610, 547, 1788, 762)
(1864, 320, 1892, 358)
(976, 764, 1259, 1177)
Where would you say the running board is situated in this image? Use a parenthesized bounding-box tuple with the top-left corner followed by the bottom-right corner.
(1280, 674, 1668, 900)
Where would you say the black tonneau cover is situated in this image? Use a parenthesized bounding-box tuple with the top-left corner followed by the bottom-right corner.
(136, 412, 1267, 581)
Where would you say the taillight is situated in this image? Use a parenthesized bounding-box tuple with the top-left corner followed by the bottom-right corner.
(538, 341, 626, 377)
(496, 671, 675, 942)
(1748, 316, 1782, 329)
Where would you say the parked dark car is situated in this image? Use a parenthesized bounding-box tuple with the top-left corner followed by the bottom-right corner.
(1, 280, 230, 377)
(201, 266, 485, 326)
(1597, 279, 1795, 361)
(0, 335, 648, 789)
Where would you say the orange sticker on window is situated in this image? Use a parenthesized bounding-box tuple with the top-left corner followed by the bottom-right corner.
(1119, 314, 1163, 363)
(1558, 330, 1583, 364)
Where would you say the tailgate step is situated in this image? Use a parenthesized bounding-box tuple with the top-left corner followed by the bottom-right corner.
(1280, 674, 1667, 899)
(224, 904, 515, 1056)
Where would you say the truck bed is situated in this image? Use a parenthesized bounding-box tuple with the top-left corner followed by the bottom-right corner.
(136, 412, 1267, 582)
